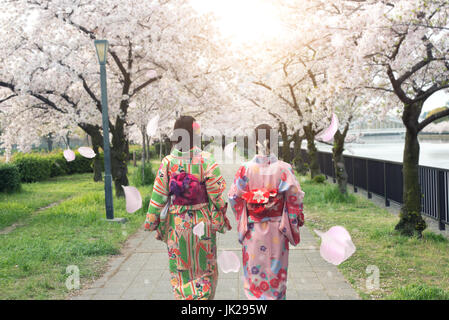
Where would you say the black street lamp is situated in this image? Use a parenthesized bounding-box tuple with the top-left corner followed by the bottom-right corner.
(94, 40, 124, 223)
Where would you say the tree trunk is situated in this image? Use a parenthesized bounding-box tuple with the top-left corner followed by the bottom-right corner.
(110, 118, 129, 198)
(163, 136, 171, 157)
(79, 121, 128, 196)
(141, 125, 146, 184)
(332, 130, 348, 194)
(66, 132, 70, 149)
(143, 133, 147, 163)
(395, 102, 427, 237)
(280, 123, 292, 162)
(79, 124, 103, 182)
(161, 138, 165, 157)
(159, 135, 162, 160)
(304, 124, 319, 178)
(46, 133, 53, 152)
(146, 132, 151, 161)
(90, 132, 103, 182)
(92, 145, 103, 182)
(292, 131, 307, 175)
(125, 139, 130, 165)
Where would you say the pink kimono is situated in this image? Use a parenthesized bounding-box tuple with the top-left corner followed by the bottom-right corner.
(228, 154, 305, 300)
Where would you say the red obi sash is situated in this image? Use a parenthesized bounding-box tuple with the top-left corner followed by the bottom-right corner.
(169, 171, 208, 205)
(242, 188, 284, 221)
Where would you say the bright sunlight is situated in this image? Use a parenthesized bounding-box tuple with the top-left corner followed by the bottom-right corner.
(191, 0, 287, 45)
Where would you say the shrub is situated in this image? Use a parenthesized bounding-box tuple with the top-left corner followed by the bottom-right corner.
(131, 162, 155, 187)
(91, 152, 104, 172)
(45, 153, 69, 177)
(0, 163, 22, 193)
(141, 194, 151, 215)
(312, 174, 326, 184)
(12, 153, 52, 182)
(11, 151, 93, 183)
(128, 145, 157, 162)
(154, 141, 170, 157)
(67, 151, 94, 174)
(387, 284, 449, 300)
(324, 185, 357, 204)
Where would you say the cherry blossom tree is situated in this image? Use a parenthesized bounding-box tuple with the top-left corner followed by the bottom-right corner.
(0, 0, 221, 196)
(330, 0, 449, 236)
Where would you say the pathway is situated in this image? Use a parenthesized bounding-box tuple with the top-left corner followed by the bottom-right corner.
(71, 164, 360, 300)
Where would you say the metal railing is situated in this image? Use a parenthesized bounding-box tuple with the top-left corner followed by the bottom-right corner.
(299, 149, 449, 230)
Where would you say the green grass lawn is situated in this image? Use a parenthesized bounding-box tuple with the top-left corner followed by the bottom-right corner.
(0, 162, 154, 299)
(0, 173, 100, 230)
(299, 175, 449, 300)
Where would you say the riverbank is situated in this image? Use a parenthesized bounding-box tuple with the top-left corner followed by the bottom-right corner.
(419, 133, 449, 142)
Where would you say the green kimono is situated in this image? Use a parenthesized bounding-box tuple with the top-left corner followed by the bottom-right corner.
(144, 146, 230, 300)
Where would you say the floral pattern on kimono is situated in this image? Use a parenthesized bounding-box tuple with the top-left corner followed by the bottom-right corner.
(228, 154, 305, 300)
(144, 146, 231, 300)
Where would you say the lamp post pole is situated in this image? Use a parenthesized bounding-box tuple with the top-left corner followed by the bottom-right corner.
(95, 40, 114, 220)
(99, 62, 114, 219)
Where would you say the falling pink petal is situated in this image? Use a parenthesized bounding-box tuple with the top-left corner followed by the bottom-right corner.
(193, 221, 205, 238)
(318, 113, 339, 142)
(63, 149, 76, 162)
(217, 251, 241, 273)
(146, 115, 160, 137)
(122, 185, 142, 213)
(147, 70, 158, 78)
(78, 147, 96, 159)
(224, 142, 237, 161)
(314, 226, 356, 265)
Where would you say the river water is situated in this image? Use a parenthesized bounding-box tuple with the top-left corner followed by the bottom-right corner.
(312, 135, 449, 170)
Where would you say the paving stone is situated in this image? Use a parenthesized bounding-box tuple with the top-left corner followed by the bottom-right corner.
(70, 295, 92, 300)
(297, 281, 325, 290)
(107, 271, 138, 283)
(322, 281, 355, 291)
(128, 277, 157, 289)
(91, 294, 122, 300)
(218, 271, 240, 279)
(149, 292, 175, 300)
(214, 292, 239, 300)
(100, 282, 129, 295)
(325, 287, 360, 296)
(298, 294, 330, 300)
(121, 287, 152, 298)
(79, 288, 99, 296)
(293, 271, 318, 278)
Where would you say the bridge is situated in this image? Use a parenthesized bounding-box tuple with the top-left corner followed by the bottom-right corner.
(348, 116, 405, 137)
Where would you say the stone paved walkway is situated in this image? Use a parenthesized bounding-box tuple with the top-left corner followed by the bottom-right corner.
(72, 164, 360, 300)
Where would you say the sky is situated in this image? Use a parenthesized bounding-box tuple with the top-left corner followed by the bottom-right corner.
(422, 90, 449, 113)
(190, 0, 287, 45)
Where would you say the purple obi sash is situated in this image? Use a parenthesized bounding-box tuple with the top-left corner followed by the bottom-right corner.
(169, 171, 208, 205)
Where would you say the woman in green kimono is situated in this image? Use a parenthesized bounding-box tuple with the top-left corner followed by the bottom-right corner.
(144, 116, 231, 300)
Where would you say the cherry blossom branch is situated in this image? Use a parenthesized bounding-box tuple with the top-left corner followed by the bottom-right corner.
(0, 94, 18, 105)
(418, 108, 449, 132)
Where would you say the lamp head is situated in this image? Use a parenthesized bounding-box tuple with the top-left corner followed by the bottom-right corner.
(94, 40, 108, 64)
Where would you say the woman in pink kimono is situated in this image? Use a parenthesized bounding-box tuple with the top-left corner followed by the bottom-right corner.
(228, 124, 305, 300)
